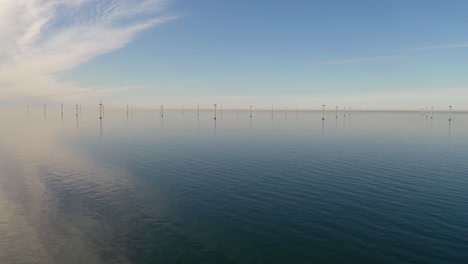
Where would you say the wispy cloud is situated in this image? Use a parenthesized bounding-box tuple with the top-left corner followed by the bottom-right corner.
(0, 0, 176, 103)
(414, 42, 468, 50)
(310, 56, 402, 66)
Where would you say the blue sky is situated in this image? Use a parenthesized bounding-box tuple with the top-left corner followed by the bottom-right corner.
(1, 0, 468, 109)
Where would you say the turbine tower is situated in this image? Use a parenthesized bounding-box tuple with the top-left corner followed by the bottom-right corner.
(449, 106, 452, 121)
(213, 104, 217, 120)
(99, 101, 103, 119)
(322, 105, 325, 120)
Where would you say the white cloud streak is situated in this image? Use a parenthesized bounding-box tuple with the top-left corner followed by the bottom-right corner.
(310, 56, 403, 66)
(0, 0, 175, 103)
(415, 42, 468, 50)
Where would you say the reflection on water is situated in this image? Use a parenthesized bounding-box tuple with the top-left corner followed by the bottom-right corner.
(0, 109, 467, 264)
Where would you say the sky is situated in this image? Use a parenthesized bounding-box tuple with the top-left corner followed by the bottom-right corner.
(1, 0, 468, 110)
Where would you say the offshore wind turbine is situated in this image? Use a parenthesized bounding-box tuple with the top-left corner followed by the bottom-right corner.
(213, 104, 217, 120)
(197, 104, 200, 116)
(448, 106, 452, 121)
(75, 104, 78, 117)
(335, 106, 338, 118)
(431, 106, 434, 119)
(99, 101, 103, 119)
(322, 105, 325, 120)
(250, 105, 253, 118)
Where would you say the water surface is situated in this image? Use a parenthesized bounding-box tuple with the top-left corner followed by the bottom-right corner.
(0, 109, 467, 263)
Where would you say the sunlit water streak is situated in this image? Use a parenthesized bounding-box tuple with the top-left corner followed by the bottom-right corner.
(0, 109, 467, 263)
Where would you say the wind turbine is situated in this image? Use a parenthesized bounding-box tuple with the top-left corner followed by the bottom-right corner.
(322, 105, 325, 120)
(449, 106, 452, 121)
(213, 104, 217, 120)
(99, 100, 103, 119)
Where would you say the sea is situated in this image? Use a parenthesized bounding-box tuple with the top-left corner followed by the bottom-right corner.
(0, 108, 466, 264)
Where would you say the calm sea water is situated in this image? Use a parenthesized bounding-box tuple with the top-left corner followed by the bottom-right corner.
(0, 108, 466, 264)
